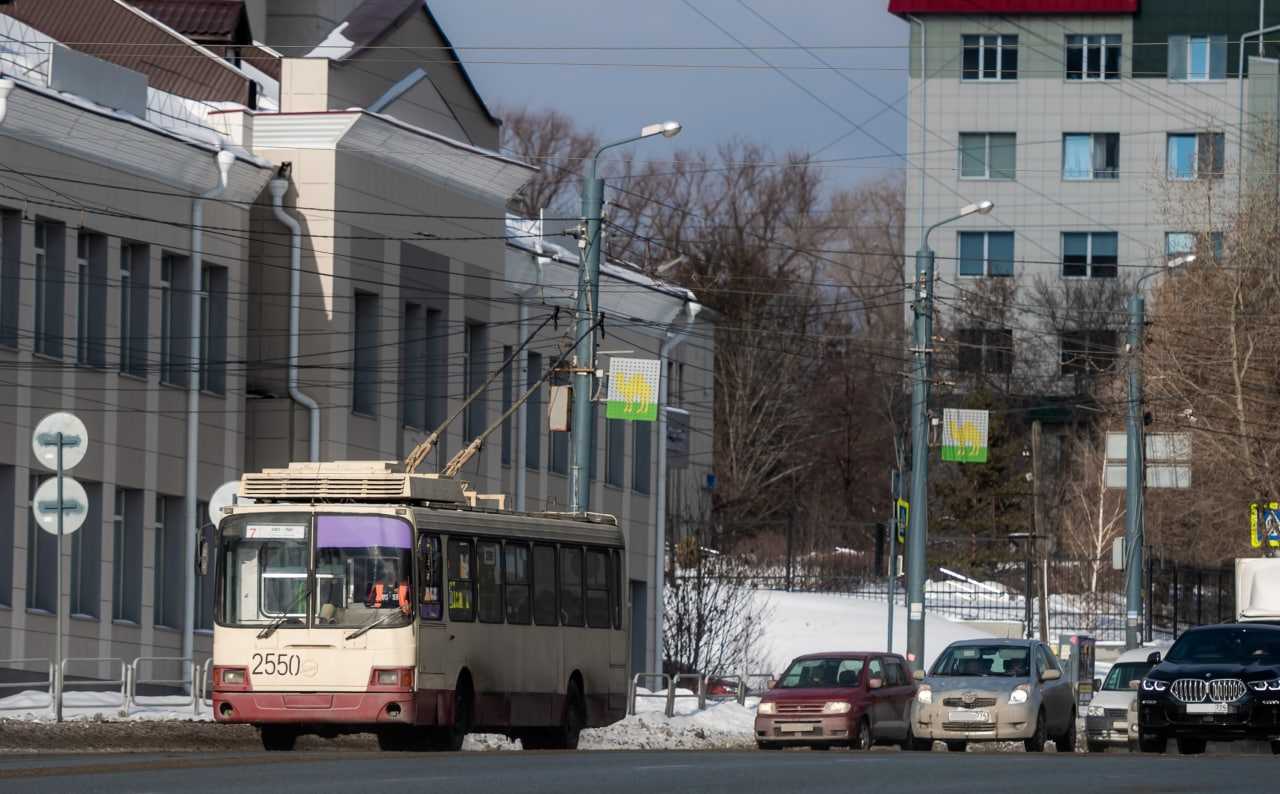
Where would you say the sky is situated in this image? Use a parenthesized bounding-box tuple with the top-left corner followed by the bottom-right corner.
(430, 0, 910, 196)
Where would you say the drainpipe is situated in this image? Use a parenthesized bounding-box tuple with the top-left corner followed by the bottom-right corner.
(514, 221, 547, 511)
(182, 149, 234, 686)
(651, 300, 701, 677)
(270, 174, 320, 462)
(0, 79, 13, 124)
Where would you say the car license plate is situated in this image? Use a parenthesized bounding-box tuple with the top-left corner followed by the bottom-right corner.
(1112, 720, 1129, 731)
(1186, 703, 1229, 715)
(948, 710, 989, 722)
(778, 723, 811, 733)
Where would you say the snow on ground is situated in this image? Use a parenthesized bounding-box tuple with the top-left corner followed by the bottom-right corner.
(0, 690, 208, 722)
(578, 689, 758, 751)
(755, 590, 992, 676)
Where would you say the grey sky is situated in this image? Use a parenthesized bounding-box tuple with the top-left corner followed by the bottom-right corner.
(430, 0, 909, 194)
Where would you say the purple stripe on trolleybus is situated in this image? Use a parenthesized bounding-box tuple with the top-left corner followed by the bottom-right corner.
(316, 515, 412, 549)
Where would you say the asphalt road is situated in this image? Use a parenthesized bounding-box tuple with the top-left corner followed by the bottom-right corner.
(0, 749, 1275, 794)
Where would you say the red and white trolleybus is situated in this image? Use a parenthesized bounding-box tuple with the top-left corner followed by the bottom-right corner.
(211, 461, 628, 751)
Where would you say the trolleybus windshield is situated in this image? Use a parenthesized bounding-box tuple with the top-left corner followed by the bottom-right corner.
(217, 513, 414, 631)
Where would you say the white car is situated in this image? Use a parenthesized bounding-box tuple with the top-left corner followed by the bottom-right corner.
(1084, 645, 1167, 752)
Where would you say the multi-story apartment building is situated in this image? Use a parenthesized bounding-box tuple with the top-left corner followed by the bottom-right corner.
(0, 0, 711, 686)
(891, 0, 1278, 392)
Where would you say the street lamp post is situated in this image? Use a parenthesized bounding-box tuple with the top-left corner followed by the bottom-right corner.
(905, 200, 993, 673)
(1123, 253, 1194, 649)
(570, 121, 682, 515)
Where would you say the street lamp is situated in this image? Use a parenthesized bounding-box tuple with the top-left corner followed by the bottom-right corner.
(1123, 253, 1193, 649)
(571, 121, 683, 514)
(905, 199, 994, 673)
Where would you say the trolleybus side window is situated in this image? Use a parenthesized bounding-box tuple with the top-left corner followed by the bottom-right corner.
(417, 534, 442, 621)
(610, 549, 622, 630)
(532, 543, 558, 626)
(504, 542, 531, 624)
(586, 548, 611, 628)
(560, 546, 585, 627)
(476, 540, 502, 623)
(448, 538, 475, 622)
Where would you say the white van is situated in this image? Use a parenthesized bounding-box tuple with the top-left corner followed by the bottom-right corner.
(1085, 646, 1166, 752)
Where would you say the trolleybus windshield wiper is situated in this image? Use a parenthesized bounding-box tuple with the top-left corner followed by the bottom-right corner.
(345, 610, 400, 641)
(257, 584, 313, 639)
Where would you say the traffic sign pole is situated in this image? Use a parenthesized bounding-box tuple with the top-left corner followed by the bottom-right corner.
(54, 432, 64, 724)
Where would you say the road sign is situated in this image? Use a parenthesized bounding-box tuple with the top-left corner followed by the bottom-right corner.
(941, 408, 988, 463)
(32, 412, 87, 471)
(1251, 501, 1280, 549)
(208, 479, 252, 527)
(895, 498, 909, 545)
(31, 476, 88, 535)
(1104, 432, 1191, 489)
(606, 358, 660, 421)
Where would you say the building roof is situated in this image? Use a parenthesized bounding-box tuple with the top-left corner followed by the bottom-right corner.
(888, 0, 1137, 13)
(2, 0, 254, 104)
(128, 0, 251, 45)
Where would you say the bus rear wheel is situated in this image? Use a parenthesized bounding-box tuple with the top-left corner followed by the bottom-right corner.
(259, 726, 298, 752)
(521, 682, 585, 750)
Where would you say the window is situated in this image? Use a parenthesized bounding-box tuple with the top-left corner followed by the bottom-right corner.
(610, 549, 622, 629)
(1168, 35, 1226, 81)
(426, 309, 447, 433)
(867, 657, 883, 681)
(526, 352, 542, 471)
(112, 488, 142, 623)
(1166, 231, 1224, 260)
(504, 542, 531, 624)
(159, 254, 184, 385)
(606, 418, 626, 487)
(417, 534, 442, 621)
(75, 232, 107, 368)
(957, 328, 1013, 375)
(1062, 133, 1119, 180)
(559, 546, 584, 627)
(464, 322, 487, 440)
(1060, 330, 1118, 376)
(200, 266, 227, 394)
(959, 133, 1015, 179)
(1167, 133, 1224, 180)
(26, 474, 56, 612)
(119, 243, 149, 378)
(70, 482, 102, 619)
(882, 658, 903, 687)
(958, 231, 1014, 277)
(501, 345, 513, 465)
(962, 34, 1017, 80)
(1062, 232, 1118, 278)
(550, 416, 569, 474)
(532, 543, 557, 626)
(34, 220, 64, 358)
(0, 211, 18, 348)
(633, 422, 652, 494)
(352, 291, 378, 416)
(447, 538, 474, 622)
(401, 303, 426, 429)
(1065, 34, 1121, 80)
(476, 540, 501, 623)
(586, 548, 611, 628)
(0, 466, 12, 605)
(153, 494, 184, 628)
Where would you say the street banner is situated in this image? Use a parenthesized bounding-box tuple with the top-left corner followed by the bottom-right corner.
(606, 358, 660, 421)
(941, 408, 989, 463)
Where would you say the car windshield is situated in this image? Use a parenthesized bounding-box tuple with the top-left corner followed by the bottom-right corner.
(931, 645, 1030, 677)
(777, 658, 865, 688)
(1102, 662, 1152, 691)
(1165, 628, 1280, 664)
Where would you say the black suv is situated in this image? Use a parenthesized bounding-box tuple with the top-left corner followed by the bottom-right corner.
(1138, 623, 1280, 754)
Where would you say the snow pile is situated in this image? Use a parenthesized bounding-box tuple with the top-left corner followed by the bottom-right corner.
(0, 690, 208, 722)
(580, 689, 757, 751)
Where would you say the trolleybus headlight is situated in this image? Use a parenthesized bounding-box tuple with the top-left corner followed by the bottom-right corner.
(370, 668, 414, 689)
(216, 666, 247, 686)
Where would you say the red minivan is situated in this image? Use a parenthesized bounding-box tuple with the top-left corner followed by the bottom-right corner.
(754, 652, 919, 750)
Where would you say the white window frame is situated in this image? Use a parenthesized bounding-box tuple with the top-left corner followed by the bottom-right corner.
(962, 34, 1017, 81)
(957, 231, 1015, 278)
(1061, 232, 1119, 279)
(1065, 34, 1122, 80)
(1062, 133, 1120, 181)
(1185, 35, 1211, 81)
(959, 132, 1015, 180)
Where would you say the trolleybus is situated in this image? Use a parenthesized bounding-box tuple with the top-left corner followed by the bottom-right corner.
(211, 461, 628, 751)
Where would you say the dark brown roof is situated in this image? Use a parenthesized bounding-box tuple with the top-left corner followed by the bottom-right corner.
(240, 44, 280, 82)
(3, 0, 253, 104)
(128, 1, 252, 46)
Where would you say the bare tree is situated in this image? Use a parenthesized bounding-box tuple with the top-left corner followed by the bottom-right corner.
(499, 105, 599, 217)
(1057, 429, 1125, 593)
(665, 552, 773, 678)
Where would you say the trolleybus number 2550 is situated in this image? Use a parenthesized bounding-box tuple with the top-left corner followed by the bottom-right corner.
(251, 653, 303, 676)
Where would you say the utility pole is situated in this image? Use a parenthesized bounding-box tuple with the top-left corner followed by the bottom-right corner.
(1032, 420, 1048, 642)
(886, 469, 900, 653)
(1123, 292, 1145, 650)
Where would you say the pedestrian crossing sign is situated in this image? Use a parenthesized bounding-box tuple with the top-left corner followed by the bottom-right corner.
(1250, 501, 1280, 548)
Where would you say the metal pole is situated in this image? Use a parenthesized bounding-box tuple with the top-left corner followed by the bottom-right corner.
(55, 431, 64, 723)
(887, 470, 899, 653)
(1124, 293, 1145, 649)
(1024, 538, 1034, 640)
(570, 163, 604, 514)
(906, 246, 934, 672)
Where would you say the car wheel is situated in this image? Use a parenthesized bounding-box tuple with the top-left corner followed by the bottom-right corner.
(1024, 710, 1047, 753)
(810, 743, 831, 751)
(1175, 736, 1207, 755)
(945, 740, 967, 753)
(1138, 732, 1167, 754)
(1086, 740, 1108, 754)
(1272, 741, 1280, 756)
(901, 722, 926, 752)
(1054, 711, 1077, 753)
(852, 719, 872, 752)
(757, 741, 782, 751)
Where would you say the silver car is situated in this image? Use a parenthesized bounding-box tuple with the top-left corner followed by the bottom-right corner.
(911, 639, 1077, 752)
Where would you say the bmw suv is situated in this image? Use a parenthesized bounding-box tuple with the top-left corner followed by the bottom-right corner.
(1138, 623, 1280, 754)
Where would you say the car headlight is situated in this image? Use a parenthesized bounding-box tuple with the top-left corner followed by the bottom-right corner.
(916, 685, 932, 705)
(1248, 679, 1280, 692)
(757, 701, 777, 715)
(1009, 684, 1030, 705)
(822, 701, 852, 715)
(1087, 704, 1105, 717)
(1141, 679, 1168, 692)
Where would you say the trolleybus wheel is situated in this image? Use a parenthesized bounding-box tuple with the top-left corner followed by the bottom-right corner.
(259, 726, 298, 752)
(377, 727, 432, 752)
(434, 681, 473, 751)
(559, 682, 585, 750)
